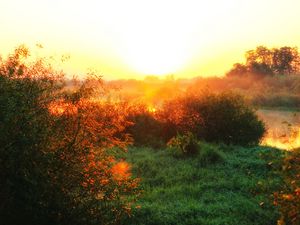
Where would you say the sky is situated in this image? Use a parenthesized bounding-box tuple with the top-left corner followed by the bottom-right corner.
(1, 0, 300, 79)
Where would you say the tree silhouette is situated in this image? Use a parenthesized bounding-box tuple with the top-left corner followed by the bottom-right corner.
(227, 46, 300, 76)
(272, 47, 300, 75)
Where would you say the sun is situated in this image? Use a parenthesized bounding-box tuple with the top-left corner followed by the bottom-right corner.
(113, 1, 197, 76)
(122, 33, 189, 75)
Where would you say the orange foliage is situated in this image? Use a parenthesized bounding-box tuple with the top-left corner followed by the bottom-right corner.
(0, 45, 140, 225)
(111, 161, 132, 181)
(274, 149, 300, 225)
(48, 100, 78, 115)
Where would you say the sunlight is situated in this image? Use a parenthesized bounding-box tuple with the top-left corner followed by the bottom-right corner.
(122, 30, 190, 75)
(2, 0, 300, 78)
(147, 105, 157, 113)
(262, 128, 300, 150)
(99, 0, 220, 76)
(48, 101, 78, 115)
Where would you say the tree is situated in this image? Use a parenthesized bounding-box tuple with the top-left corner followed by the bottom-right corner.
(160, 91, 266, 146)
(272, 47, 300, 75)
(245, 46, 274, 76)
(248, 61, 274, 76)
(226, 63, 248, 77)
(0, 46, 140, 225)
(227, 46, 300, 77)
(246, 46, 273, 67)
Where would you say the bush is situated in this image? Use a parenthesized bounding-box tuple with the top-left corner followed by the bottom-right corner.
(161, 91, 266, 146)
(158, 97, 203, 142)
(274, 148, 300, 225)
(125, 104, 164, 148)
(167, 133, 199, 157)
(0, 46, 140, 225)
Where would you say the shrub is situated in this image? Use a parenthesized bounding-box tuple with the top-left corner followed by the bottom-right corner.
(125, 103, 164, 148)
(167, 132, 199, 157)
(274, 148, 300, 225)
(158, 97, 203, 142)
(0, 46, 140, 225)
(162, 91, 266, 146)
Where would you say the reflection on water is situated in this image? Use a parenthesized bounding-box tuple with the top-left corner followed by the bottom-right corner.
(257, 109, 300, 150)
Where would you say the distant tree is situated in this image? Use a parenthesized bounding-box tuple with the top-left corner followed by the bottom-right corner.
(226, 63, 248, 77)
(246, 46, 273, 67)
(248, 61, 274, 76)
(227, 45, 300, 77)
(272, 46, 300, 75)
(245, 46, 274, 76)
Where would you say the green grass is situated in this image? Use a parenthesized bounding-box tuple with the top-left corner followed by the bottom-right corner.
(123, 143, 284, 225)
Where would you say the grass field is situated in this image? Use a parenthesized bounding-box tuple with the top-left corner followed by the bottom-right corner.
(122, 143, 284, 225)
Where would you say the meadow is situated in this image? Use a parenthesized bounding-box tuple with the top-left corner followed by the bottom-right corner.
(123, 145, 283, 225)
(102, 71, 300, 225)
(118, 108, 300, 225)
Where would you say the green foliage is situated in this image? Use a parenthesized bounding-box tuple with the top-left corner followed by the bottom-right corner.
(194, 92, 265, 145)
(167, 132, 199, 157)
(0, 46, 140, 225)
(125, 104, 164, 148)
(124, 146, 283, 225)
(162, 91, 266, 146)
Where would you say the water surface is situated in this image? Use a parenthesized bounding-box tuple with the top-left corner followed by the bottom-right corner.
(257, 109, 300, 150)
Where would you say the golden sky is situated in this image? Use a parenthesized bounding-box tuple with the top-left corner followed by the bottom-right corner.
(1, 0, 300, 79)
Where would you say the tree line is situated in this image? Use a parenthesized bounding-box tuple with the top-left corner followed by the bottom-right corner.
(227, 46, 300, 77)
